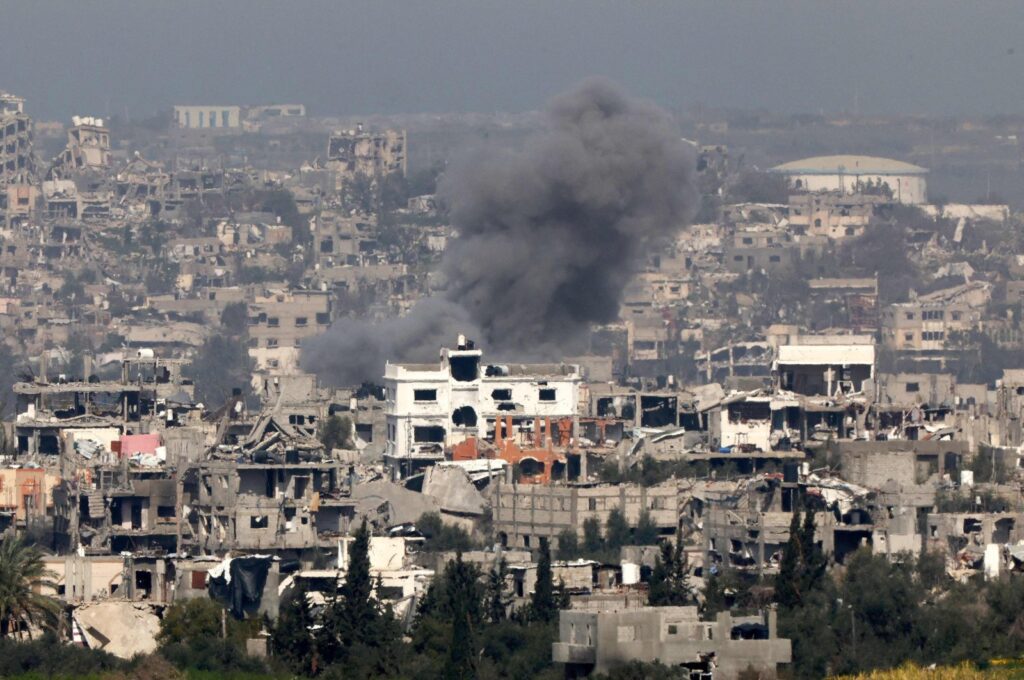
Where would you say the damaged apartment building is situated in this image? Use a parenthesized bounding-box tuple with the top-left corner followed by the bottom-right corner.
(10, 354, 206, 553)
(180, 411, 356, 559)
(384, 337, 581, 480)
(326, 125, 406, 186)
(0, 91, 38, 223)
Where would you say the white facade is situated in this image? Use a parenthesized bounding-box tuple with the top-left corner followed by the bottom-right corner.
(771, 155, 928, 205)
(383, 341, 580, 463)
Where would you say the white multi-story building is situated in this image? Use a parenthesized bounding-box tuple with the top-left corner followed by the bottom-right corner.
(383, 337, 581, 473)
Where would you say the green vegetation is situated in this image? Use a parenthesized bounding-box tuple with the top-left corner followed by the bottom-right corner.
(556, 504, 665, 564)
(0, 536, 60, 638)
(761, 504, 1024, 678)
(416, 512, 478, 553)
(647, 528, 693, 606)
(263, 520, 558, 679)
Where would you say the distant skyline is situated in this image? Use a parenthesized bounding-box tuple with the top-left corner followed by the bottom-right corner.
(3, 1, 1024, 121)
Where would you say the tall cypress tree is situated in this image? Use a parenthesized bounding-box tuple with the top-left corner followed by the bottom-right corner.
(582, 517, 604, 555)
(669, 526, 692, 603)
(648, 540, 674, 606)
(605, 507, 632, 551)
(649, 528, 692, 606)
(339, 519, 376, 646)
(531, 541, 557, 623)
(319, 519, 377, 665)
(272, 580, 317, 675)
(798, 506, 827, 596)
(775, 509, 803, 609)
(442, 553, 481, 680)
(485, 558, 511, 624)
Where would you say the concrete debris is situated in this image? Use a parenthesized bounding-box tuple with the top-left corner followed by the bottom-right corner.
(420, 464, 486, 516)
(72, 601, 161, 659)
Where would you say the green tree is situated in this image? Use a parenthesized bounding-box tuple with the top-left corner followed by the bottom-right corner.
(633, 510, 659, 546)
(0, 536, 59, 638)
(336, 519, 375, 646)
(775, 509, 804, 609)
(272, 580, 317, 675)
(582, 517, 604, 555)
(442, 554, 483, 680)
(417, 512, 476, 553)
(556, 528, 579, 560)
(318, 520, 403, 677)
(648, 528, 691, 606)
(157, 597, 223, 645)
(485, 558, 512, 624)
(530, 542, 557, 624)
(605, 507, 631, 551)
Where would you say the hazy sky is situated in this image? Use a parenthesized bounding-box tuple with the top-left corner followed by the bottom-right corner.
(3, 1, 1023, 121)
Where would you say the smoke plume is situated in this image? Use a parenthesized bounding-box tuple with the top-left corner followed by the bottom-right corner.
(303, 78, 697, 385)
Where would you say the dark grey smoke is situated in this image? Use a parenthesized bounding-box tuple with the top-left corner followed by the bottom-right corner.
(303, 78, 697, 385)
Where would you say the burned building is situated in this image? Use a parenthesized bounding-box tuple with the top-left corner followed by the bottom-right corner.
(384, 338, 581, 477)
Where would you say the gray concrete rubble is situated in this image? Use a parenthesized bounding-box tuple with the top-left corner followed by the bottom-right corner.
(420, 464, 486, 516)
(71, 601, 161, 659)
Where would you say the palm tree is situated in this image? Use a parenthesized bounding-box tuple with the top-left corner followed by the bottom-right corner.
(0, 535, 60, 638)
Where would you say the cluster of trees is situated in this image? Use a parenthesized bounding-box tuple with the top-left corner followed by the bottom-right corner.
(747, 505, 1024, 679)
(270, 521, 562, 679)
(555, 507, 659, 563)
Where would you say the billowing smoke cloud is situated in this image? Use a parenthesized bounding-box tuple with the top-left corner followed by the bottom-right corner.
(303, 78, 697, 385)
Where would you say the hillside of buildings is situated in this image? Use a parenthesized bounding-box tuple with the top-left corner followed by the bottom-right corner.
(4, 85, 1024, 679)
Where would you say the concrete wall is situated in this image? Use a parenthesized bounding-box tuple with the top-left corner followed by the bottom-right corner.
(554, 606, 791, 679)
(492, 482, 680, 549)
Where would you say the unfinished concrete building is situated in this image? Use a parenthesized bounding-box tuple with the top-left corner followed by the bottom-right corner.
(491, 481, 681, 551)
(775, 336, 875, 398)
(0, 92, 35, 180)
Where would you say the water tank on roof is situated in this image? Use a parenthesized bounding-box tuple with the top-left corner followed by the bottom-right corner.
(621, 562, 640, 585)
(137, 348, 155, 359)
